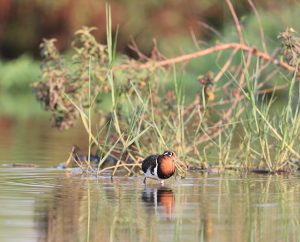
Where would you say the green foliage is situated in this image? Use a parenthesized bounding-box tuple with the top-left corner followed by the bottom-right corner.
(0, 55, 39, 91)
(0, 92, 46, 118)
(34, 4, 300, 174)
(235, 61, 300, 171)
(34, 29, 113, 129)
(36, 22, 300, 173)
(0, 55, 44, 118)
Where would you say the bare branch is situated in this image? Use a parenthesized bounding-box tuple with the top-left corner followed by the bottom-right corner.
(114, 43, 299, 77)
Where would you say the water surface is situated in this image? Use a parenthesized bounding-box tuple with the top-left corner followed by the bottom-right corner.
(1, 118, 300, 242)
(1, 168, 300, 242)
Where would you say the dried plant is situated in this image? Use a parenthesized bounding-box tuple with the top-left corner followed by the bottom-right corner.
(278, 27, 300, 67)
(34, 28, 111, 129)
(34, 2, 300, 174)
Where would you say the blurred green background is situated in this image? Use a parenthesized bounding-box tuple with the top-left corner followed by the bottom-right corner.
(0, 0, 298, 155)
(0, 0, 299, 120)
(1, 3, 300, 241)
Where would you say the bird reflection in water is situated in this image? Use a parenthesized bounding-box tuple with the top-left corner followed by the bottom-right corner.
(142, 185, 175, 220)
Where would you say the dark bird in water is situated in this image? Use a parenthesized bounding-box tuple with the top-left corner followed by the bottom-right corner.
(142, 151, 176, 185)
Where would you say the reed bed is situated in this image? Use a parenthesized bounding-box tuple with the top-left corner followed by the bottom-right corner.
(34, 2, 300, 175)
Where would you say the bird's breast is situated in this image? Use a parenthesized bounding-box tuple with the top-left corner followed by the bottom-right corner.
(158, 157, 175, 179)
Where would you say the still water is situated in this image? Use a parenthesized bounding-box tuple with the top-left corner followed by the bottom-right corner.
(1, 118, 300, 242)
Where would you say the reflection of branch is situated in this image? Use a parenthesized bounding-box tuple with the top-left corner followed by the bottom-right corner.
(114, 43, 299, 76)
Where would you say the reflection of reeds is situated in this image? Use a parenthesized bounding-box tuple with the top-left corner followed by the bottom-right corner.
(34, 177, 85, 242)
(35, 2, 300, 173)
(32, 173, 300, 242)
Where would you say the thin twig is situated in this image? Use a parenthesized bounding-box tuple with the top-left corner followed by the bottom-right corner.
(226, 0, 245, 44)
(248, 0, 267, 53)
(238, 51, 253, 87)
(198, 21, 223, 39)
(214, 48, 239, 83)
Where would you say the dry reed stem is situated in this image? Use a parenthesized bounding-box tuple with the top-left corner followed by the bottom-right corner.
(110, 2, 299, 170)
(226, 0, 245, 45)
(214, 48, 239, 83)
(97, 163, 141, 174)
(239, 51, 253, 87)
(247, 0, 267, 53)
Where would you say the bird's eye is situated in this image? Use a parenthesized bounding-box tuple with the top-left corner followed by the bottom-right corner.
(163, 151, 173, 157)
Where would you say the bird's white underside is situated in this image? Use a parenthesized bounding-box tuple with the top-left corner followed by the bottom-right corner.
(144, 157, 160, 180)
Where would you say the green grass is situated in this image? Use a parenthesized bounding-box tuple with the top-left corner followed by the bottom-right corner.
(33, 4, 300, 175)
